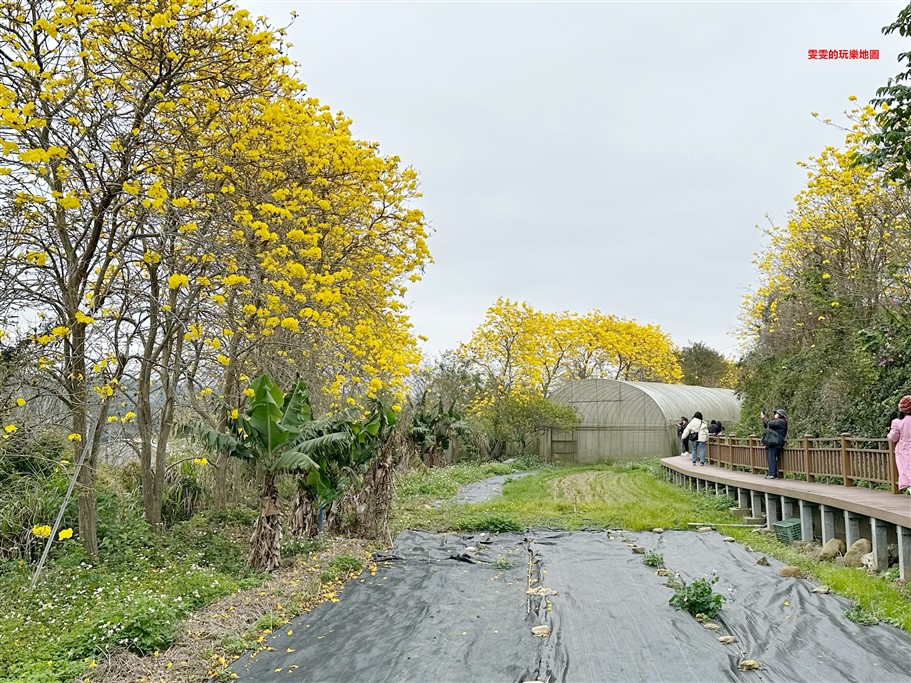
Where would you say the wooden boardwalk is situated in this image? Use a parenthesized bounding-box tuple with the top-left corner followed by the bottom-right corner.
(661, 455, 911, 527)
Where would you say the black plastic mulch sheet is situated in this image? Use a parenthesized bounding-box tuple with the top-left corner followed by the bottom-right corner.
(231, 529, 911, 683)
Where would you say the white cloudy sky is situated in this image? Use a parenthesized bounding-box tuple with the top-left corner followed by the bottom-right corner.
(248, 1, 906, 360)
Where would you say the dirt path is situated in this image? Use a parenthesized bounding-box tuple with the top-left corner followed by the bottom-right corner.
(77, 538, 374, 683)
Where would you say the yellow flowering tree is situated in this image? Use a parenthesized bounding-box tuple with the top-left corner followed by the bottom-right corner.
(458, 299, 680, 456)
(739, 106, 911, 433)
(0, 0, 430, 550)
(174, 95, 428, 508)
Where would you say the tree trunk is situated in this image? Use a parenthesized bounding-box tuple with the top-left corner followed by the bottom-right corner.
(150, 329, 182, 529)
(351, 434, 401, 543)
(214, 320, 242, 509)
(136, 282, 162, 528)
(248, 474, 282, 571)
(489, 437, 505, 461)
(290, 486, 319, 538)
(214, 449, 229, 510)
(70, 323, 98, 558)
(75, 447, 98, 558)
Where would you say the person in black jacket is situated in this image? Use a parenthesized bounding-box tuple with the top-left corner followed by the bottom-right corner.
(760, 409, 788, 479)
(708, 420, 724, 435)
(677, 417, 690, 456)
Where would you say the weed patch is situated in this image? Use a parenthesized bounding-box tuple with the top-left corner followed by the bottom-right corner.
(669, 575, 723, 619)
(643, 551, 664, 567)
(320, 554, 364, 582)
(844, 603, 879, 626)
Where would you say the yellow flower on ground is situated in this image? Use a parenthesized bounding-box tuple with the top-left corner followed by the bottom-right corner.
(32, 524, 51, 538)
(58, 528, 73, 540)
(193, 457, 208, 466)
(243, 388, 255, 397)
(67, 433, 82, 441)
(15, 398, 25, 406)
(122, 411, 136, 421)
(4, 424, 17, 433)
(230, 409, 239, 419)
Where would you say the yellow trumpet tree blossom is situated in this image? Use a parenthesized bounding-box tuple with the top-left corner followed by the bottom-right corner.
(458, 299, 681, 456)
(742, 106, 911, 351)
(738, 106, 911, 434)
(0, 0, 320, 552)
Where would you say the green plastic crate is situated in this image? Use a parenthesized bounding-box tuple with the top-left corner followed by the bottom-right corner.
(773, 518, 802, 544)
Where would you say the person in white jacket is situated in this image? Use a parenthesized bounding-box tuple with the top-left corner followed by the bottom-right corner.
(681, 411, 709, 465)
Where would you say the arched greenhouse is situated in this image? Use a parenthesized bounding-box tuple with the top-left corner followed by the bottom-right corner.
(542, 379, 741, 463)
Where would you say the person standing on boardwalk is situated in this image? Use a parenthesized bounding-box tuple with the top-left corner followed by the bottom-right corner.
(760, 409, 788, 479)
(682, 412, 708, 465)
(677, 417, 690, 456)
(887, 395, 911, 493)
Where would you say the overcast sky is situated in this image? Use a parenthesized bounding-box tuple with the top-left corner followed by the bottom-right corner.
(248, 1, 907, 360)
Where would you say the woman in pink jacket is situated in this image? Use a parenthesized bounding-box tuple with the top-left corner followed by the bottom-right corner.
(887, 395, 911, 493)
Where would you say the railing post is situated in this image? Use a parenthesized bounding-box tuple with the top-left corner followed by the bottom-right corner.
(889, 441, 899, 494)
(727, 435, 733, 470)
(840, 432, 853, 487)
(749, 434, 758, 474)
(804, 435, 814, 483)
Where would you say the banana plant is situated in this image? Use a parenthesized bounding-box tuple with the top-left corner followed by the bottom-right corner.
(231, 375, 320, 571)
(409, 394, 471, 467)
(285, 399, 397, 537)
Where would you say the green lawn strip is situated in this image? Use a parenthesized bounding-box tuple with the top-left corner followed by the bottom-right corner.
(397, 462, 740, 533)
(391, 459, 541, 533)
(395, 460, 537, 499)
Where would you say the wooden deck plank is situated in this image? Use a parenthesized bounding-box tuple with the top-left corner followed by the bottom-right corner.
(662, 456, 911, 528)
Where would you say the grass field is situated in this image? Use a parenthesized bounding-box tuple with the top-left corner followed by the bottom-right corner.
(394, 460, 741, 533)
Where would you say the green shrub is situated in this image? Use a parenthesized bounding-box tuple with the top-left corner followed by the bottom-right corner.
(97, 595, 179, 655)
(695, 492, 738, 512)
(253, 612, 283, 631)
(0, 428, 69, 482)
(492, 555, 513, 570)
(208, 506, 257, 526)
(161, 462, 207, 526)
(669, 575, 723, 618)
(0, 468, 74, 561)
(3, 658, 86, 683)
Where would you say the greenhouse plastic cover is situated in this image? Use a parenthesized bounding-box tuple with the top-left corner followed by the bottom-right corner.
(232, 529, 911, 682)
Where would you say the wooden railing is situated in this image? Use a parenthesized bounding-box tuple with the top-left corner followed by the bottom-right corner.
(705, 434, 901, 494)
